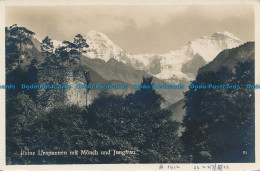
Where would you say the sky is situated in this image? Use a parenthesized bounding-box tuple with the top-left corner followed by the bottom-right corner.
(5, 5, 255, 54)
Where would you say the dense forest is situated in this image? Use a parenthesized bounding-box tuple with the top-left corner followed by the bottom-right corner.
(5, 25, 255, 164)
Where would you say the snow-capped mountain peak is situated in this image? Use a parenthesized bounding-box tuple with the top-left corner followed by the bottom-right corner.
(213, 31, 242, 42)
(179, 31, 243, 63)
(87, 30, 116, 48)
(51, 30, 243, 83)
(85, 30, 132, 64)
(83, 30, 243, 82)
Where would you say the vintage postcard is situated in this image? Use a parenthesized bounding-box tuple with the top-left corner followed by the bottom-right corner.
(0, 0, 259, 170)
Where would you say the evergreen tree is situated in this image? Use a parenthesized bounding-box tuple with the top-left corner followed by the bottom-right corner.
(41, 36, 54, 58)
(7, 24, 35, 66)
(55, 46, 70, 66)
(73, 34, 89, 65)
(62, 40, 75, 68)
(6, 27, 19, 70)
(63, 34, 89, 67)
(41, 36, 58, 67)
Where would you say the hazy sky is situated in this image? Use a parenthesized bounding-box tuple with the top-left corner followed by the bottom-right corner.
(6, 5, 254, 54)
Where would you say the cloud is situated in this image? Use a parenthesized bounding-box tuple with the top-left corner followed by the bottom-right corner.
(6, 5, 253, 33)
(191, 5, 254, 21)
(41, 6, 189, 32)
(5, 5, 254, 53)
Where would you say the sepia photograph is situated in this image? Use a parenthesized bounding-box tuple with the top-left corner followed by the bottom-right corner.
(0, 1, 259, 170)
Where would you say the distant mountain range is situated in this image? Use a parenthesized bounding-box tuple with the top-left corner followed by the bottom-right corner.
(36, 30, 243, 106)
(50, 31, 243, 81)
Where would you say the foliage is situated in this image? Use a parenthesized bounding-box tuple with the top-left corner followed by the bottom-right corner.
(62, 34, 89, 66)
(41, 36, 57, 65)
(6, 76, 185, 164)
(5, 24, 35, 66)
(182, 60, 255, 163)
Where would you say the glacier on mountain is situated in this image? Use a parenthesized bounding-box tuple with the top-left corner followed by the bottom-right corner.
(52, 30, 243, 83)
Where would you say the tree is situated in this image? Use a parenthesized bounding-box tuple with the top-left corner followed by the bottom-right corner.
(73, 34, 89, 65)
(182, 61, 255, 163)
(62, 40, 74, 68)
(7, 24, 35, 66)
(41, 36, 58, 66)
(41, 36, 54, 58)
(6, 93, 38, 164)
(123, 77, 185, 162)
(63, 34, 89, 67)
(6, 75, 186, 164)
(6, 27, 19, 70)
(55, 46, 70, 66)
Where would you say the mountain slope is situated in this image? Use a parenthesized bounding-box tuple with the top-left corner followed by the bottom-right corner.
(166, 98, 186, 136)
(198, 42, 254, 74)
(83, 30, 243, 83)
(85, 30, 132, 64)
(181, 53, 207, 78)
(167, 98, 186, 122)
(81, 56, 185, 105)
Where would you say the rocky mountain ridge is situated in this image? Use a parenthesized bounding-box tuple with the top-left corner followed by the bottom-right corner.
(50, 30, 243, 83)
